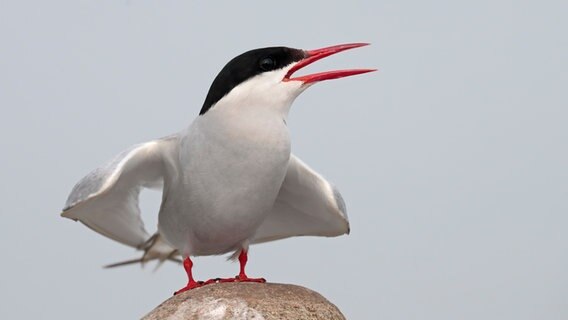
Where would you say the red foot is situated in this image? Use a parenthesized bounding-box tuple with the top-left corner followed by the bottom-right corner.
(203, 275, 266, 284)
(221, 275, 266, 283)
(201, 250, 266, 285)
(174, 250, 266, 294)
(173, 279, 203, 295)
(173, 257, 204, 295)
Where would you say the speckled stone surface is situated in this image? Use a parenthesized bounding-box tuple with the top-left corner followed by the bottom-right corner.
(142, 283, 346, 320)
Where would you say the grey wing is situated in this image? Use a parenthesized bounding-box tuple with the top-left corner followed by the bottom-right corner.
(61, 135, 179, 254)
(251, 154, 350, 244)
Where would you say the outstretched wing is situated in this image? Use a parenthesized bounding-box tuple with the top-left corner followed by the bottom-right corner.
(61, 135, 179, 254)
(251, 155, 350, 244)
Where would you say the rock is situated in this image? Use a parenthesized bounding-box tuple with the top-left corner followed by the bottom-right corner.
(142, 282, 346, 320)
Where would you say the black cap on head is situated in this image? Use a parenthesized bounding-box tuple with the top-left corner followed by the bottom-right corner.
(200, 47, 306, 115)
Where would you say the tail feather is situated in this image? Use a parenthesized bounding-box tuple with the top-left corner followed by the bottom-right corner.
(104, 233, 180, 269)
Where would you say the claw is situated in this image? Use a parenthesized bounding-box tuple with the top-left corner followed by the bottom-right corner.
(173, 279, 202, 295)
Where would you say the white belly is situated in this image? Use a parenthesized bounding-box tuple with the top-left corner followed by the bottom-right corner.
(158, 114, 291, 256)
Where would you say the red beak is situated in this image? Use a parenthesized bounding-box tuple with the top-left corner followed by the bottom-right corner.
(283, 43, 376, 83)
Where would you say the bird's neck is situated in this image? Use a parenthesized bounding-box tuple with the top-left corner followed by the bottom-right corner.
(194, 106, 290, 147)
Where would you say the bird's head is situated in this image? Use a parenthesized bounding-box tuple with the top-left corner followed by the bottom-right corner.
(200, 43, 375, 117)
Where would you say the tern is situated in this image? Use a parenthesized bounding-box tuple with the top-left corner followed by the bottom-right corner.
(61, 43, 375, 294)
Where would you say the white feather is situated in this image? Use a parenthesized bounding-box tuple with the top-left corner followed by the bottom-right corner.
(252, 155, 349, 244)
(61, 135, 179, 256)
(61, 65, 350, 264)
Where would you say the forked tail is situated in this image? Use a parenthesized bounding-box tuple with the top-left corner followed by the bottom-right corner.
(104, 233, 181, 269)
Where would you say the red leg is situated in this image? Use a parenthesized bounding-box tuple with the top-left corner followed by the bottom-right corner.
(218, 250, 266, 283)
(173, 257, 202, 295)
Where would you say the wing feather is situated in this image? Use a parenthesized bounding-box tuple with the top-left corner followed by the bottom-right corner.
(252, 155, 350, 244)
(61, 135, 178, 251)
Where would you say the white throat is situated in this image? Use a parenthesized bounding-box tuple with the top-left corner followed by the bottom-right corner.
(205, 66, 307, 120)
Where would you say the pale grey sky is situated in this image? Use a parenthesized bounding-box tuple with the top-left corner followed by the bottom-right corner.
(1, 1, 567, 319)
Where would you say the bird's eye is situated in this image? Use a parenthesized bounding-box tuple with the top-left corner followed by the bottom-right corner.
(259, 57, 276, 71)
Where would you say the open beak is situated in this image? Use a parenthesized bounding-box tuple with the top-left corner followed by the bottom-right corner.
(283, 43, 376, 83)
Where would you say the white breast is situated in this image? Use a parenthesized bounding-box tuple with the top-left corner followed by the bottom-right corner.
(158, 104, 291, 256)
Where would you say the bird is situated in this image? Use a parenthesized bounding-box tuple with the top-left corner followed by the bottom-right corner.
(61, 43, 375, 294)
